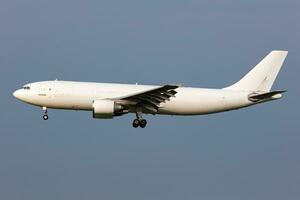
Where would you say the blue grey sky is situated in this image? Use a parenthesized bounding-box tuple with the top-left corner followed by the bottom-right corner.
(0, 0, 299, 199)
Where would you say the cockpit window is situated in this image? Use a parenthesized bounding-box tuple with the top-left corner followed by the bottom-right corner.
(23, 86, 30, 90)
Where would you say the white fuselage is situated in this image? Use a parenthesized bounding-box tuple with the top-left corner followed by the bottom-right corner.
(13, 80, 255, 116)
(12, 51, 287, 128)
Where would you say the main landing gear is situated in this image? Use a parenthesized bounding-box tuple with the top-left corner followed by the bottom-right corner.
(132, 112, 147, 128)
(42, 106, 49, 120)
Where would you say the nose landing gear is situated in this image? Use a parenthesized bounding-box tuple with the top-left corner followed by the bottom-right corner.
(42, 107, 48, 120)
(43, 114, 49, 120)
(132, 112, 147, 128)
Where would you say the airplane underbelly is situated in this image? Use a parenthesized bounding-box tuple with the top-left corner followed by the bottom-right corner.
(39, 95, 93, 110)
(158, 91, 250, 115)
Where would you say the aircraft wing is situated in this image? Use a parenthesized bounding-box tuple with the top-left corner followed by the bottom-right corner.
(114, 85, 179, 113)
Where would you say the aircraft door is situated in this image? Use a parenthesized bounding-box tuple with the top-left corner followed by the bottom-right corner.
(38, 84, 47, 97)
(48, 81, 57, 99)
(38, 82, 56, 99)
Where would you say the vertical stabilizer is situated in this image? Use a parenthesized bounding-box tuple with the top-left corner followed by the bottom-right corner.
(225, 51, 288, 91)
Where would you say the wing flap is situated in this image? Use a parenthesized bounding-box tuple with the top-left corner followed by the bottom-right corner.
(113, 84, 180, 113)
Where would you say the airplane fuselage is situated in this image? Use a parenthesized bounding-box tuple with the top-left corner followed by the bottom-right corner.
(14, 80, 254, 115)
(12, 51, 287, 128)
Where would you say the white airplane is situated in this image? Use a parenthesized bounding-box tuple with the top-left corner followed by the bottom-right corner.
(13, 50, 287, 128)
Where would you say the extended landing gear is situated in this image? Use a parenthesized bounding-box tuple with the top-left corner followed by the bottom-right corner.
(132, 118, 147, 128)
(43, 114, 49, 120)
(132, 119, 140, 128)
(42, 106, 49, 120)
(132, 112, 147, 128)
(139, 119, 147, 128)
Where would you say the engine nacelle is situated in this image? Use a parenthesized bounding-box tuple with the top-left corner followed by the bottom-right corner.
(92, 100, 125, 119)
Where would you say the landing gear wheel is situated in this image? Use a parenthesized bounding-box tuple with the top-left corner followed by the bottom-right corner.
(132, 111, 147, 128)
(43, 114, 49, 120)
(132, 119, 140, 128)
(42, 107, 48, 120)
(139, 119, 147, 128)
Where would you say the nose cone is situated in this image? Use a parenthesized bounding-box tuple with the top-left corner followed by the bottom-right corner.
(13, 89, 23, 100)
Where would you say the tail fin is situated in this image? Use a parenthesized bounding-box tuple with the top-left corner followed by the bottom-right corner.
(225, 50, 288, 91)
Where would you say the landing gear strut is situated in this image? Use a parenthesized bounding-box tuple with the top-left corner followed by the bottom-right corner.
(132, 112, 147, 128)
(42, 107, 48, 120)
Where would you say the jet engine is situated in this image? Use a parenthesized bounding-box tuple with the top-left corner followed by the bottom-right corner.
(92, 100, 126, 119)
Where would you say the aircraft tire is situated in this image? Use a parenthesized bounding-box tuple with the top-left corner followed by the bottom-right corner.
(43, 115, 49, 120)
(132, 119, 140, 128)
(139, 119, 147, 128)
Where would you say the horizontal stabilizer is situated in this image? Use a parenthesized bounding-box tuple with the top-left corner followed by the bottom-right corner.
(248, 90, 286, 102)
